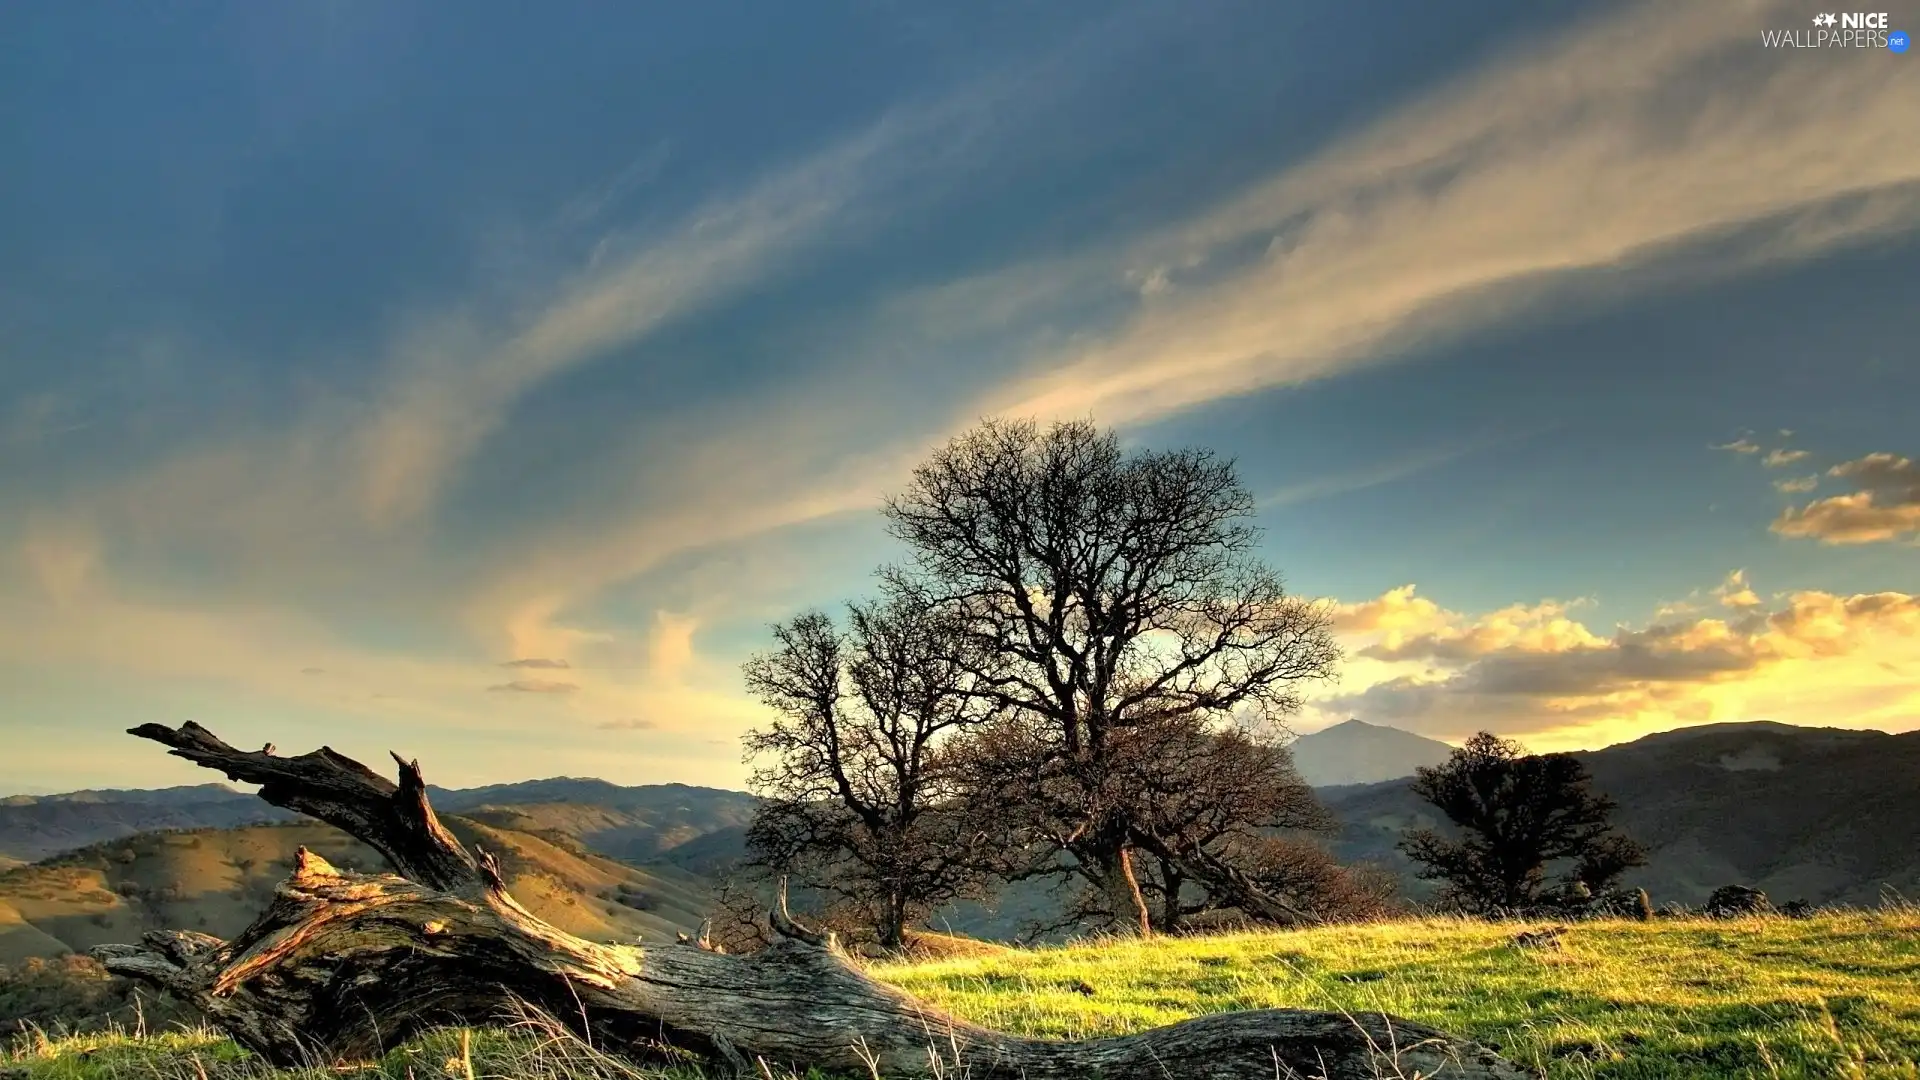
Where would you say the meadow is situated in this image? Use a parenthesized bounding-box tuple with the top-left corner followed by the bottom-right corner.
(7, 909, 1918, 1080)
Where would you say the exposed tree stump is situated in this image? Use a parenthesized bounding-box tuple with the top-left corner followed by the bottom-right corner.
(94, 723, 1536, 1079)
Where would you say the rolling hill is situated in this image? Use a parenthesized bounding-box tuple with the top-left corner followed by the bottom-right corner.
(0, 788, 297, 864)
(0, 815, 715, 964)
(7, 720, 1917, 958)
(1321, 721, 1920, 906)
(434, 779, 759, 863)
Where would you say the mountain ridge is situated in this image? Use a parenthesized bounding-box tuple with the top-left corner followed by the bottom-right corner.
(1287, 718, 1455, 787)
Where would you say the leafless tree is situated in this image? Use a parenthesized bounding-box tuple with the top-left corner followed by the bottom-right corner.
(882, 418, 1342, 935)
(742, 595, 997, 952)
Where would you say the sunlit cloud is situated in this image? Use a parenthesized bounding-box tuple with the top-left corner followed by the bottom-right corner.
(1312, 575, 1920, 748)
(1714, 570, 1762, 610)
(1773, 451, 1920, 545)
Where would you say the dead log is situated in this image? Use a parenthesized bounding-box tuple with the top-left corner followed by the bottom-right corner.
(94, 722, 1535, 1079)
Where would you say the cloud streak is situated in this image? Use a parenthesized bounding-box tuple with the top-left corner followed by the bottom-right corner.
(975, 0, 1920, 428)
(487, 679, 580, 694)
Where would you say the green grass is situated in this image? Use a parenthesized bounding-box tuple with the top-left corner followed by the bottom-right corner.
(7, 910, 1919, 1080)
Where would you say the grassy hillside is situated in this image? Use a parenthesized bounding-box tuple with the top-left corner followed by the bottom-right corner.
(6, 909, 1917, 1079)
(0, 818, 712, 964)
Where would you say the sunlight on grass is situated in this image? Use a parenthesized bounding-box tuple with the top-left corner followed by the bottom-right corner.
(7, 910, 1918, 1079)
(871, 909, 1920, 1078)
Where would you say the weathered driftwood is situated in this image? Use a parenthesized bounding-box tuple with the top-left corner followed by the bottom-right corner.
(94, 723, 1535, 1079)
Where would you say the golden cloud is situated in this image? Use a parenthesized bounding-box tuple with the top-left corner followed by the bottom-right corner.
(1772, 452, 1920, 545)
(1315, 576, 1920, 747)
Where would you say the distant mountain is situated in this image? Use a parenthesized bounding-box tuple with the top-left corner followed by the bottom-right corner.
(0, 789, 298, 864)
(1320, 721, 1920, 908)
(0, 784, 251, 808)
(10, 719, 1915, 953)
(1288, 719, 1454, 787)
(0, 776, 757, 868)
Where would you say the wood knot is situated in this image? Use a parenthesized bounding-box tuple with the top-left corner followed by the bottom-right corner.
(290, 847, 342, 885)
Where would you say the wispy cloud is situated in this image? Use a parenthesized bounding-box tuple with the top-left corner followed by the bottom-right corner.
(1257, 430, 1538, 509)
(973, 0, 1920, 427)
(486, 678, 580, 694)
(12, 1, 1919, 788)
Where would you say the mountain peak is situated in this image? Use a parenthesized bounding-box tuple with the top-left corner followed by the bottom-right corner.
(1288, 721, 1454, 787)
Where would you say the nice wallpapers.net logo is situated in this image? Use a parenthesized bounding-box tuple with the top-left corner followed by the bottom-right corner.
(1760, 11, 1909, 49)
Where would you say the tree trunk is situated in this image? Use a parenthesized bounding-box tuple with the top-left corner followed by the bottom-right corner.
(879, 889, 908, 954)
(95, 723, 1535, 1080)
(1152, 858, 1186, 935)
(1076, 828, 1155, 938)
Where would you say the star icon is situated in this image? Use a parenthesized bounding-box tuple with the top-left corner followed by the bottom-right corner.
(1822, 13, 1839, 25)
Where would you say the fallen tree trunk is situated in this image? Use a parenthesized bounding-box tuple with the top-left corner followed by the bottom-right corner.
(95, 723, 1535, 1079)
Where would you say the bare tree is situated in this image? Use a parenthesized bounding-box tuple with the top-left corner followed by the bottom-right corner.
(1118, 724, 1382, 931)
(742, 595, 995, 952)
(883, 418, 1341, 935)
(1401, 731, 1646, 915)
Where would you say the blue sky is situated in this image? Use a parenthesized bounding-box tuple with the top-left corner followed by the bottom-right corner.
(3, 0, 1918, 793)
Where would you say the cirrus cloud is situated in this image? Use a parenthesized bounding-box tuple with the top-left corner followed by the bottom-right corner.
(486, 678, 580, 694)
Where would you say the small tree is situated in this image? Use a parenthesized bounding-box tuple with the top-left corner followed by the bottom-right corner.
(1400, 732, 1644, 915)
(742, 596, 994, 952)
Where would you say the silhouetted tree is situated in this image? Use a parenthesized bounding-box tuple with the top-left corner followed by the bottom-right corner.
(742, 595, 995, 952)
(1400, 732, 1645, 915)
(883, 418, 1342, 935)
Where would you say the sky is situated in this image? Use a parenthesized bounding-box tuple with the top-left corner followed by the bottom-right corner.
(2, 0, 1917, 794)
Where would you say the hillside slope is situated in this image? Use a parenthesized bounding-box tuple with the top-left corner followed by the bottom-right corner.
(1323, 722, 1920, 905)
(0, 817, 711, 964)
(0, 789, 297, 864)
(445, 782, 758, 863)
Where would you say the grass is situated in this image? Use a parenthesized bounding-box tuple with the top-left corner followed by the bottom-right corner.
(7, 909, 1919, 1080)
